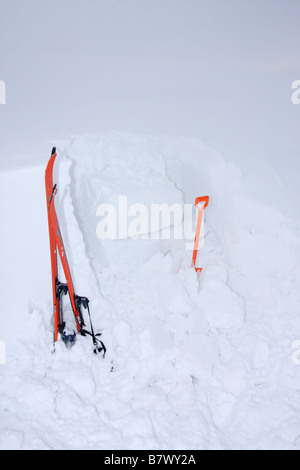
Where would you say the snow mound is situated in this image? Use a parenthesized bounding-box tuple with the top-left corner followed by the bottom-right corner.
(1, 132, 300, 450)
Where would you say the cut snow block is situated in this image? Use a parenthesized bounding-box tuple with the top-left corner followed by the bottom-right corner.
(141, 319, 173, 355)
(149, 319, 173, 353)
(198, 279, 245, 330)
(180, 334, 218, 381)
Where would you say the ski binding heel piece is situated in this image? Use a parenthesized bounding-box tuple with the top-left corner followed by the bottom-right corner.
(59, 323, 76, 348)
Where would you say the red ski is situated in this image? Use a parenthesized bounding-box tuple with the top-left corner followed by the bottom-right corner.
(45, 147, 106, 355)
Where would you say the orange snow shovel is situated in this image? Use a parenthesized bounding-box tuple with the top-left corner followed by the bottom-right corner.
(191, 196, 209, 273)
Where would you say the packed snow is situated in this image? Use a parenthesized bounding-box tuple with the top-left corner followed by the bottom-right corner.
(0, 133, 300, 450)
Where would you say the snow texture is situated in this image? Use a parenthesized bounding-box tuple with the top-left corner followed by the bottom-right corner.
(1, 133, 300, 450)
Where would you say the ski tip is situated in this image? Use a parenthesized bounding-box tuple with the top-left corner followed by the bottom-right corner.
(51, 147, 57, 156)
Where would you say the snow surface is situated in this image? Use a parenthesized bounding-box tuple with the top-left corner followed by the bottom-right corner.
(1, 133, 300, 450)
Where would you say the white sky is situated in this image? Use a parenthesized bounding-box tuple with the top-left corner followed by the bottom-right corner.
(0, 0, 299, 215)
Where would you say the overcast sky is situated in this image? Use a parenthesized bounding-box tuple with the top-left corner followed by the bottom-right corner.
(0, 0, 299, 214)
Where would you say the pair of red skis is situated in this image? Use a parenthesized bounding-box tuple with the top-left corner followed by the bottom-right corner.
(45, 147, 106, 355)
